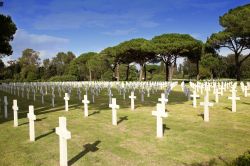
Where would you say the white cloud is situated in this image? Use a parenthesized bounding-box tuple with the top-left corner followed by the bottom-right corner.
(103, 28, 136, 36)
(8, 29, 69, 60)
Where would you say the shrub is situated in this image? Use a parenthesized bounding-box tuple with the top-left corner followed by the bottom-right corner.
(233, 150, 250, 166)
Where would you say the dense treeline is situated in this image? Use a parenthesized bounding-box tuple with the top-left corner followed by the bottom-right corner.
(0, 4, 249, 82)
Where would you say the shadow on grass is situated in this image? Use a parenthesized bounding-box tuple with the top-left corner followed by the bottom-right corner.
(18, 117, 47, 126)
(0, 87, 187, 125)
(68, 140, 101, 166)
(0, 104, 80, 125)
(117, 116, 128, 125)
(163, 124, 170, 135)
(184, 150, 250, 166)
(36, 128, 55, 141)
(197, 113, 204, 120)
(88, 110, 101, 116)
(224, 107, 232, 112)
(242, 102, 250, 105)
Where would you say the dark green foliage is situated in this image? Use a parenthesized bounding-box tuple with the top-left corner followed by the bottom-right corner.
(49, 75, 77, 81)
(151, 33, 202, 81)
(233, 150, 250, 166)
(0, 14, 17, 57)
(207, 4, 250, 81)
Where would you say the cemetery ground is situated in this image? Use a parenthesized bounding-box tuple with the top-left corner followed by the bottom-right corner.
(0, 85, 250, 165)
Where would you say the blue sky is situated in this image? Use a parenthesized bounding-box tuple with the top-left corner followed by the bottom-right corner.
(1, 0, 249, 61)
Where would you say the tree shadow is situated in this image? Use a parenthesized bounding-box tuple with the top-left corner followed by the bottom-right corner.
(163, 124, 170, 134)
(187, 158, 217, 166)
(18, 117, 47, 126)
(88, 110, 100, 116)
(68, 140, 101, 166)
(117, 116, 128, 125)
(36, 117, 47, 122)
(18, 121, 29, 126)
(36, 128, 55, 141)
(242, 102, 250, 105)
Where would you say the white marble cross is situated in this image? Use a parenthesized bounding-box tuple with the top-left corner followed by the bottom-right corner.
(158, 93, 168, 111)
(244, 86, 248, 97)
(27, 88, 30, 100)
(12, 100, 19, 127)
(27, 106, 36, 141)
(52, 90, 55, 107)
(82, 95, 90, 117)
(220, 85, 224, 96)
(152, 103, 168, 138)
(214, 88, 221, 103)
(122, 88, 126, 100)
(141, 90, 145, 102)
(56, 117, 71, 166)
(64, 93, 70, 112)
(33, 89, 36, 101)
(129, 91, 136, 110)
(108, 90, 113, 104)
(109, 98, 120, 125)
(205, 87, 210, 101)
(4, 96, 8, 119)
(190, 90, 199, 108)
(200, 96, 213, 122)
(41, 90, 44, 104)
(228, 89, 240, 112)
(147, 88, 150, 97)
(77, 88, 82, 101)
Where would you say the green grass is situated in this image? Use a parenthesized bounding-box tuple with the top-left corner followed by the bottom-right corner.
(0, 85, 250, 166)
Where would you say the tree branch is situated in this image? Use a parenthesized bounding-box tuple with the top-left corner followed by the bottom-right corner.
(240, 53, 250, 64)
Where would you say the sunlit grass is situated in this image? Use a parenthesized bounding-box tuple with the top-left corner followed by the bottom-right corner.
(0, 85, 249, 165)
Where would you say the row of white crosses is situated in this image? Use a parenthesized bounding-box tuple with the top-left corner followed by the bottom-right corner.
(1, 81, 176, 110)
(189, 81, 243, 122)
(6, 96, 71, 166)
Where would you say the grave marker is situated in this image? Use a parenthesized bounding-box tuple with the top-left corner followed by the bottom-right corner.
(109, 98, 119, 125)
(4, 96, 8, 119)
(152, 103, 168, 138)
(129, 91, 136, 110)
(12, 100, 18, 127)
(56, 117, 71, 166)
(200, 96, 213, 122)
(64, 93, 69, 112)
(27, 106, 36, 141)
(82, 95, 90, 117)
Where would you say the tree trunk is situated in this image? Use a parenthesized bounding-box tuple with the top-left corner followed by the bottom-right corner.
(165, 63, 169, 81)
(210, 70, 213, 80)
(169, 65, 174, 81)
(125, 64, 130, 81)
(144, 65, 147, 81)
(196, 60, 200, 80)
(116, 63, 120, 81)
(89, 69, 92, 81)
(139, 64, 144, 81)
(235, 54, 241, 81)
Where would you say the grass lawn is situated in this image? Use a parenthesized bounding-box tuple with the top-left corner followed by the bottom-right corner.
(0, 85, 250, 166)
